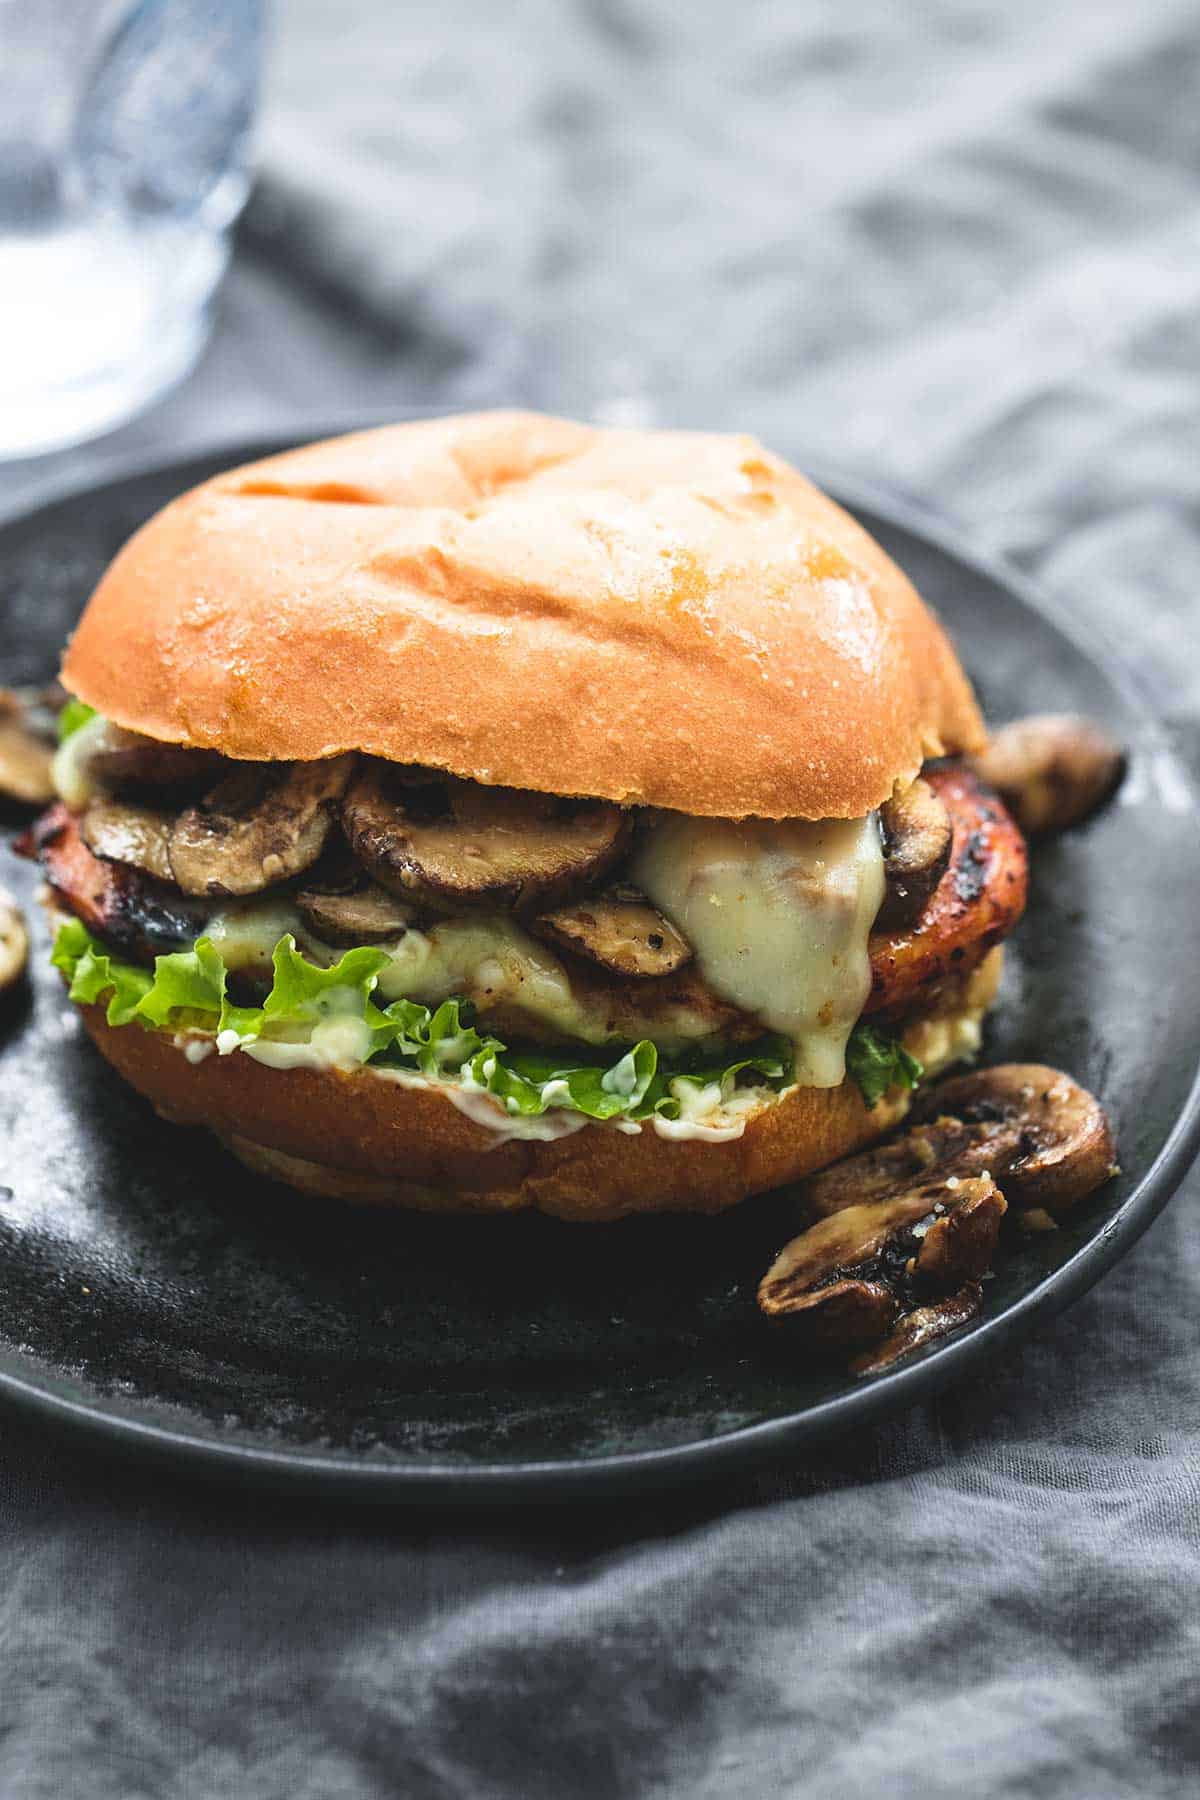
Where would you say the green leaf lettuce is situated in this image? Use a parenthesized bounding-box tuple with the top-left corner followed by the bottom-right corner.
(56, 699, 98, 742)
(49, 922, 799, 1126)
(844, 1021, 923, 1108)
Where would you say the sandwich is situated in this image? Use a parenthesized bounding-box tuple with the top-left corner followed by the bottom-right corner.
(17, 412, 1027, 1221)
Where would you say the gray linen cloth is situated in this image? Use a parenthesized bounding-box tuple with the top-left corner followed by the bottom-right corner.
(3, 2, 1200, 1794)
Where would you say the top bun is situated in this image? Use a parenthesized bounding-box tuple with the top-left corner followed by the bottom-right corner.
(62, 412, 984, 820)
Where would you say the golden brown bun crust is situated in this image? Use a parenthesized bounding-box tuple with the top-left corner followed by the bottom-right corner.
(63, 412, 984, 820)
(79, 1006, 912, 1222)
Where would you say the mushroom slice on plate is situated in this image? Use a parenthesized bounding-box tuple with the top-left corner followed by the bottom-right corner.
(769, 1279, 901, 1350)
(758, 1173, 1005, 1345)
(804, 1063, 1117, 1219)
(80, 799, 176, 885)
(0, 687, 56, 806)
(971, 714, 1125, 835)
(0, 889, 30, 993)
(906, 1177, 1007, 1289)
(801, 1116, 997, 1217)
(876, 775, 953, 928)
(850, 1284, 982, 1376)
(169, 755, 356, 898)
(341, 763, 630, 913)
(533, 887, 691, 978)
(920, 1063, 1119, 1213)
(294, 880, 414, 946)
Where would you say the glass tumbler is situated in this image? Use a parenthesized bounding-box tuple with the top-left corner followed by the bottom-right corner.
(0, 0, 264, 459)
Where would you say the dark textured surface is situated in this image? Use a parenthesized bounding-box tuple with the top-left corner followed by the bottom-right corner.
(4, 2, 1200, 1793)
(1, 450, 1197, 1500)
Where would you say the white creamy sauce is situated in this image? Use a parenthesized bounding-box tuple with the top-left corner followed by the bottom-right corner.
(170, 1010, 761, 1141)
(630, 811, 884, 1088)
(600, 1051, 641, 1098)
(651, 1113, 748, 1142)
(413, 1074, 592, 1145)
(674, 1079, 724, 1121)
(902, 1002, 985, 1077)
(646, 1073, 772, 1142)
(242, 1012, 376, 1072)
(239, 1038, 330, 1071)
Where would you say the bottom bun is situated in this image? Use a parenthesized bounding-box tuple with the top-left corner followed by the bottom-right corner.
(77, 954, 1000, 1222)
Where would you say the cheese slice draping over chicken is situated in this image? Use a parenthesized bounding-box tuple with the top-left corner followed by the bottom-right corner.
(631, 812, 885, 1086)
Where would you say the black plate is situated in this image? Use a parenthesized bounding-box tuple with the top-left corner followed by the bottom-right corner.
(2, 432, 1198, 1504)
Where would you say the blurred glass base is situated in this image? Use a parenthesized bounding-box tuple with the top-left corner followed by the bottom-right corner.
(0, 216, 229, 460)
(0, 0, 262, 461)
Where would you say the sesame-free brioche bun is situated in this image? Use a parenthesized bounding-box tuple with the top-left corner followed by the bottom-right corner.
(78, 1004, 915, 1222)
(62, 411, 984, 820)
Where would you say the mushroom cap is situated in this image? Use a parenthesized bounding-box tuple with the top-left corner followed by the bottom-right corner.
(533, 893, 693, 979)
(805, 1060, 1116, 1219)
(80, 798, 176, 885)
(340, 765, 630, 913)
(293, 881, 414, 947)
(61, 412, 984, 821)
(168, 756, 354, 898)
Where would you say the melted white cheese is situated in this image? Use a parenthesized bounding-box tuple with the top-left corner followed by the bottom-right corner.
(205, 902, 724, 1050)
(50, 714, 118, 810)
(374, 916, 578, 1027)
(630, 811, 884, 1087)
(206, 900, 323, 978)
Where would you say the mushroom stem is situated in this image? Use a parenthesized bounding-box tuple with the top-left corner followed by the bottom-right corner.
(850, 1284, 982, 1376)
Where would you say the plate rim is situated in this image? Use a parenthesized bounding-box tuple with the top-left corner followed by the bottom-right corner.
(4, 421, 1199, 1504)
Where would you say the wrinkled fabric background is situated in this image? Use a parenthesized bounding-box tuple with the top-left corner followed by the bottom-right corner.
(5, 2, 1200, 1794)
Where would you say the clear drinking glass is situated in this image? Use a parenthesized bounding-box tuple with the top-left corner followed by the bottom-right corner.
(0, 0, 264, 459)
